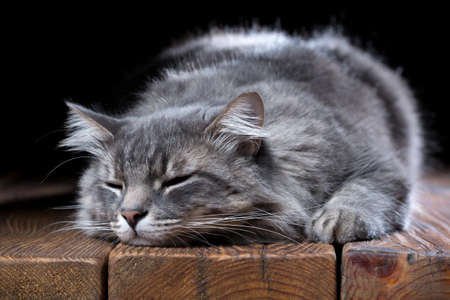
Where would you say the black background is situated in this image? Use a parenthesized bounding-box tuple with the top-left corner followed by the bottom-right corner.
(4, 4, 449, 181)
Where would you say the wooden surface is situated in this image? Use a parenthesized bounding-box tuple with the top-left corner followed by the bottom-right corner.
(0, 200, 113, 300)
(109, 242, 336, 300)
(342, 175, 450, 300)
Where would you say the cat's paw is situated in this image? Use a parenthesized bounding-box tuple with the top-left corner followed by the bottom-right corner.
(307, 207, 375, 243)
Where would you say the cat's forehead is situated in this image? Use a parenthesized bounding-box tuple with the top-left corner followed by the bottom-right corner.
(165, 147, 209, 177)
(114, 115, 210, 179)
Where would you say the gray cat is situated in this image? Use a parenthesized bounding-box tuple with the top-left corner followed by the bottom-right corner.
(62, 28, 422, 246)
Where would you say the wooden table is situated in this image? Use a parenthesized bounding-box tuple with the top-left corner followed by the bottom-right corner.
(0, 175, 448, 299)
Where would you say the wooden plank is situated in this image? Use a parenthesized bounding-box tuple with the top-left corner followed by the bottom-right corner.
(109, 242, 336, 299)
(342, 176, 450, 299)
(0, 199, 113, 299)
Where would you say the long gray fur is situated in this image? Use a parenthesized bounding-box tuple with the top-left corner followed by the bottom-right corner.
(62, 28, 422, 245)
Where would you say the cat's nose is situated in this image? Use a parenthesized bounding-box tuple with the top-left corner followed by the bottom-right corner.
(121, 210, 148, 228)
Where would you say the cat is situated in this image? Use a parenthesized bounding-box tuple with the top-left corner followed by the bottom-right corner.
(62, 28, 422, 246)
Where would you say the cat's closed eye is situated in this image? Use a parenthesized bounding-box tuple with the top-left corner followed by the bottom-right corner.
(104, 181, 124, 192)
(161, 174, 193, 190)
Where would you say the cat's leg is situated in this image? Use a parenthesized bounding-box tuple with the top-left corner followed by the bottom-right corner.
(307, 171, 411, 243)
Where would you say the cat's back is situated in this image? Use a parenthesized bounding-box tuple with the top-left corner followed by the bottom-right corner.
(142, 28, 419, 133)
(137, 28, 344, 113)
(133, 28, 421, 179)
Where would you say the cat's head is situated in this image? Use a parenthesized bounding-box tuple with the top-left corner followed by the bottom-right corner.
(62, 92, 290, 245)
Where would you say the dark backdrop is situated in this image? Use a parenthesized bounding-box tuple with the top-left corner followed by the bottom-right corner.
(4, 5, 449, 181)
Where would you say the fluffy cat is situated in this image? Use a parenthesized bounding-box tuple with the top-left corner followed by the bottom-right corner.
(62, 28, 422, 246)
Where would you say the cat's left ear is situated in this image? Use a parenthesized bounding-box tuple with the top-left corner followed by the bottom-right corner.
(61, 102, 121, 156)
(206, 92, 266, 156)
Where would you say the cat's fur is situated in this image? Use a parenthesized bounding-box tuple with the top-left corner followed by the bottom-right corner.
(62, 28, 422, 246)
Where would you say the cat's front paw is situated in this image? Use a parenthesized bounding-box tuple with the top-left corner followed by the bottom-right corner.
(307, 207, 376, 243)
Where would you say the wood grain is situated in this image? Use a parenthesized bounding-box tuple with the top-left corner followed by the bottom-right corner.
(109, 242, 336, 299)
(0, 200, 113, 300)
(342, 176, 450, 300)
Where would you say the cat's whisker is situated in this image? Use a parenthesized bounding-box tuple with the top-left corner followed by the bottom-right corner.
(40, 155, 91, 184)
(53, 225, 111, 232)
(180, 230, 217, 247)
(187, 210, 277, 221)
(43, 220, 109, 232)
(183, 227, 216, 245)
(170, 225, 219, 247)
(189, 213, 274, 223)
(53, 220, 110, 224)
(188, 217, 258, 225)
(186, 221, 257, 238)
(194, 225, 252, 240)
(167, 235, 178, 247)
(176, 231, 203, 245)
(252, 208, 307, 224)
(171, 229, 198, 243)
(253, 207, 278, 216)
(35, 129, 66, 143)
(220, 223, 300, 244)
(190, 212, 249, 218)
(177, 233, 201, 247)
(51, 205, 84, 210)
(189, 218, 300, 244)
(42, 221, 76, 229)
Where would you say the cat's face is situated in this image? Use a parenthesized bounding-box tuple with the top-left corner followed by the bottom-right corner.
(64, 93, 282, 245)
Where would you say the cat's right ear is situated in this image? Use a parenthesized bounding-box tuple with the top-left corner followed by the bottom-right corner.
(60, 102, 121, 156)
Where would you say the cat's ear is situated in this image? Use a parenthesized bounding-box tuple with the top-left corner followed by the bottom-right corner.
(61, 102, 121, 156)
(206, 92, 266, 156)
